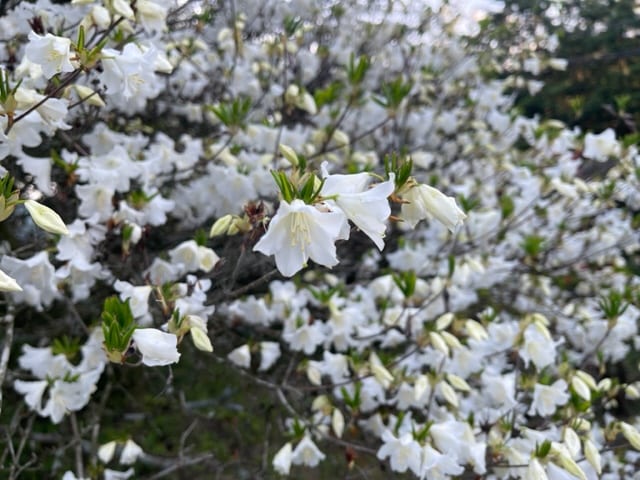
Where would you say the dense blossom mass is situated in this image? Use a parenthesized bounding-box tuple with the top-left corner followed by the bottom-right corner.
(0, 0, 639, 479)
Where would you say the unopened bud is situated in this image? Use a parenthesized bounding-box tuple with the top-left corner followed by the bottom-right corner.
(210, 214, 234, 237)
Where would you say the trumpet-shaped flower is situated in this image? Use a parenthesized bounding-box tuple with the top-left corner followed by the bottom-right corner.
(291, 435, 326, 467)
(321, 166, 395, 250)
(377, 430, 422, 476)
(25, 32, 75, 79)
(253, 199, 347, 277)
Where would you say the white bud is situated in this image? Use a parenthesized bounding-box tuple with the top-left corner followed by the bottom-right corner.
(446, 373, 471, 392)
(369, 352, 394, 389)
(562, 427, 581, 459)
(625, 384, 640, 400)
(621, 422, 640, 450)
(465, 319, 488, 340)
(571, 376, 591, 402)
(440, 380, 459, 408)
(279, 144, 299, 166)
(429, 331, 449, 356)
(414, 374, 429, 400)
(332, 408, 345, 438)
(190, 326, 213, 352)
(0, 268, 21, 292)
(307, 364, 322, 386)
(575, 370, 597, 391)
(435, 312, 454, 331)
(583, 439, 601, 475)
(311, 395, 331, 414)
(24, 200, 69, 235)
(440, 330, 462, 349)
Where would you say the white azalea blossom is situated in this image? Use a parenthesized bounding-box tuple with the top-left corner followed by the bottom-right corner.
(253, 199, 347, 277)
(24, 32, 75, 79)
(132, 329, 180, 367)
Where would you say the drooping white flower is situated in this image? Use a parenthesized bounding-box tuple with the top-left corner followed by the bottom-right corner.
(169, 240, 220, 274)
(98, 441, 118, 464)
(321, 166, 395, 250)
(253, 199, 347, 277)
(259, 341, 281, 371)
(228, 344, 251, 368)
(131, 329, 180, 366)
(401, 183, 466, 231)
(291, 435, 326, 467)
(420, 444, 464, 480)
(120, 439, 143, 465)
(273, 442, 293, 475)
(376, 430, 422, 476)
(25, 32, 75, 79)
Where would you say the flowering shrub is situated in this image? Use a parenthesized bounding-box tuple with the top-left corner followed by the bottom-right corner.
(0, 0, 639, 479)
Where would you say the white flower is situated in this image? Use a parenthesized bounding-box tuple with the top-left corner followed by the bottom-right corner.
(114, 280, 152, 321)
(120, 439, 143, 465)
(291, 435, 326, 467)
(420, 444, 464, 480)
(284, 322, 325, 354)
(529, 380, 570, 416)
(228, 344, 251, 368)
(132, 329, 180, 367)
(25, 32, 75, 79)
(259, 341, 281, 371)
(583, 128, 620, 162)
(253, 199, 346, 277)
(376, 430, 422, 476)
(273, 442, 293, 475)
(24, 199, 69, 235)
(320, 166, 395, 250)
(14, 379, 48, 411)
(519, 324, 557, 370)
(401, 183, 466, 231)
(98, 440, 118, 464)
(169, 240, 220, 274)
(1, 252, 59, 310)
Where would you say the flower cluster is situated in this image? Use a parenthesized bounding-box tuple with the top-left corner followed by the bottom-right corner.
(0, 0, 639, 479)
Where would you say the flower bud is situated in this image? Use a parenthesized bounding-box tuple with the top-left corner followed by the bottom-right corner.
(332, 408, 345, 438)
(24, 199, 69, 235)
(369, 352, 393, 389)
(429, 331, 449, 356)
(0, 268, 22, 292)
(571, 376, 591, 402)
(190, 326, 213, 352)
(621, 422, 640, 450)
(439, 380, 459, 408)
(279, 143, 299, 167)
(583, 439, 601, 475)
(435, 312, 454, 331)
